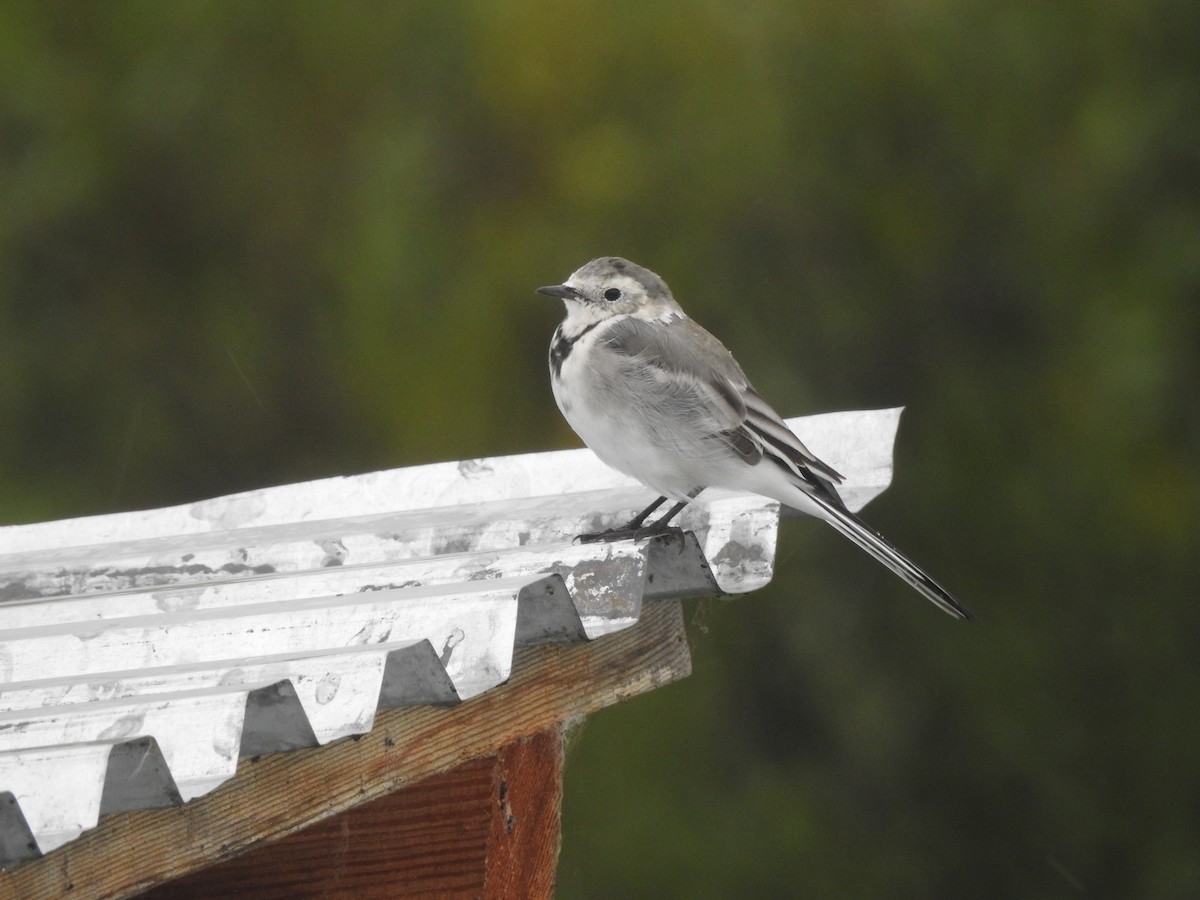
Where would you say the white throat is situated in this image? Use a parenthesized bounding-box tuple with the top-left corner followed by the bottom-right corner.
(559, 301, 616, 338)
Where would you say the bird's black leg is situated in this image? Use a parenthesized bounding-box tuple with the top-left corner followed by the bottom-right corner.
(625, 496, 669, 530)
(577, 494, 694, 544)
(645, 499, 687, 530)
(577, 495, 667, 543)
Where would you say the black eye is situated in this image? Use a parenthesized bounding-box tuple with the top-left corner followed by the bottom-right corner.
(603, 288, 621, 301)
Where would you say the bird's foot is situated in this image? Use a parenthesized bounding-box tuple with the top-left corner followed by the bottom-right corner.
(575, 522, 686, 545)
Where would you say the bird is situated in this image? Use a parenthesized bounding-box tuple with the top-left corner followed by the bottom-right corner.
(536, 256, 974, 620)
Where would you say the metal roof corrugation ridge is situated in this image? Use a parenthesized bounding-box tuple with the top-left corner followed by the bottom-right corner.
(0, 409, 901, 865)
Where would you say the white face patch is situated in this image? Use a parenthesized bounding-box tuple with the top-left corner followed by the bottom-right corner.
(562, 270, 683, 324)
(571, 271, 645, 299)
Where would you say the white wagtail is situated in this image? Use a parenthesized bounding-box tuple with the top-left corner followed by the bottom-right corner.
(537, 256, 973, 620)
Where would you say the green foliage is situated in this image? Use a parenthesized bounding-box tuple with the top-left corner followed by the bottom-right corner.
(2, 1, 1198, 895)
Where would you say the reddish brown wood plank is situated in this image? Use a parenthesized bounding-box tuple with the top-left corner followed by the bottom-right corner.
(482, 730, 563, 899)
(0, 600, 689, 899)
(142, 730, 563, 899)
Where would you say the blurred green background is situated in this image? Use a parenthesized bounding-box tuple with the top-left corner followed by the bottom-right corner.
(2, 1, 1198, 896)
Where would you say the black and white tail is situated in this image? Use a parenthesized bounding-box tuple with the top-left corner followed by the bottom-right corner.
(808, 491, 975, 620)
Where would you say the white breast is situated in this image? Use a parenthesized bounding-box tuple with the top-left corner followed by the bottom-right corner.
(550, 317, 698, 501)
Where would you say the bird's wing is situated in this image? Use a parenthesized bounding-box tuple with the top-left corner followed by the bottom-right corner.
(740, 386, 844, 484)
(600, 315, 844, 484)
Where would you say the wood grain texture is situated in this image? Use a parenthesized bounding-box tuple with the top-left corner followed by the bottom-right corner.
(0, 600, 689, 899)
(142, 729, 564, 899)
(482, 730, 563, 899)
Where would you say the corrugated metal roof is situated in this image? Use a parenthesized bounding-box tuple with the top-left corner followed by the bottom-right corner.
(0, 409, 901, 866)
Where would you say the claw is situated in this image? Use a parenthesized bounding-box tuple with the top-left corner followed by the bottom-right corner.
(576, 523, 686, 546)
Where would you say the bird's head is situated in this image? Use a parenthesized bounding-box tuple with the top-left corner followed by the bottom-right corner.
(537, 257, 682, 322)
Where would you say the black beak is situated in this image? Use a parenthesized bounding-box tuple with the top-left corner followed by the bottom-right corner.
(536, 283, 581, 300)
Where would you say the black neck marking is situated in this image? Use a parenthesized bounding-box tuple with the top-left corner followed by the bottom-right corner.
(550, 320, 601, 378)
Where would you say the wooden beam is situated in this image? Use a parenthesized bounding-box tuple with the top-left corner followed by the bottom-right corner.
(0, 600, 690, 899)
(141, 729, 564, 899)
(482, 730, 563, 899)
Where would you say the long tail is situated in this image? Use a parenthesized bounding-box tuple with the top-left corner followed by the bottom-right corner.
(807, 491, 975, 621)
